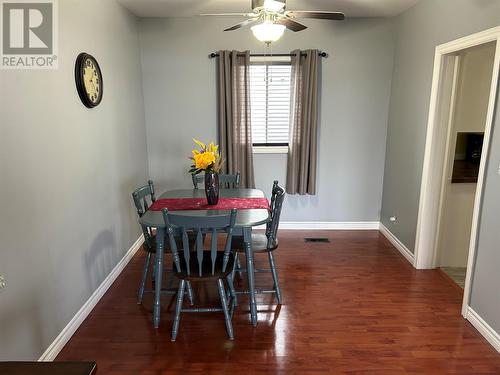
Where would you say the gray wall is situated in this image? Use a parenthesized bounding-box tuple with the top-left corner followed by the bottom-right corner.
(380, 0, 500, 250)
(0, 0, 148, 360)
(470, 82, 500, 333)
(139, 16, 395, 222)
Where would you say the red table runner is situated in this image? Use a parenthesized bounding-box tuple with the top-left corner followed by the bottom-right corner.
(149, 197, 270, 211)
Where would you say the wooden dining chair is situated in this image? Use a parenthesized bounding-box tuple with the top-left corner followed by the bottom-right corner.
(132, 180, 194, 305)
(192, 172, 241, 189)
(162, 208, 237, 341)
(229, 180, 285, 306)
(132, 180, 158, 304)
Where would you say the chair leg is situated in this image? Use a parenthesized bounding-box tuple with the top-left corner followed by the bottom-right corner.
(217, 279, 234, 340)
(171, 280, 185, 342)
(151, 258, 156, 289)
(268, 252, 282, 305)
(185, 281, 194, 305)
(228, 255, 238, 307)
(227, 273, 238, 308)
(236, 253, 244, 280)
(137, 252, 152, 304)
(230, 253, 237, 282)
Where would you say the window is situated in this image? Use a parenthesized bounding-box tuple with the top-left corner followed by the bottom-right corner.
(249, 60, 292, 149)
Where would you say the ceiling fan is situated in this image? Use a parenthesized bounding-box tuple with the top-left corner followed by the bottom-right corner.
(201, 0, 345, 43)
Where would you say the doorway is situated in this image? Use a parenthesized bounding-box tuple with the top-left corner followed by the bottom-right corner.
(436, 42, 496, 289)
(414, 27, 500, 317)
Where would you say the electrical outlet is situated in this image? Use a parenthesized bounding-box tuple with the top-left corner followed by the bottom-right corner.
(498, 163, 500, 175)
(389, 216, 397, 223)
(0, 275, 5, 290)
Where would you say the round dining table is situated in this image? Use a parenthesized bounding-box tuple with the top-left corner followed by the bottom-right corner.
(139, 188, 271, 328)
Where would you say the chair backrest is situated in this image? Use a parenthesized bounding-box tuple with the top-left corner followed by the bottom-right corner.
(132, 180, 156, 251)
(132, 180, 156, 217)
(162, 209, 237, 277)
(266, 180, 286, 248)
(192, 172, 241, 189)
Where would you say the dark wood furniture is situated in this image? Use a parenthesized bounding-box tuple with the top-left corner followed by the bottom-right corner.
(451, 132, 484, 183)
(451, 160, 480, 183)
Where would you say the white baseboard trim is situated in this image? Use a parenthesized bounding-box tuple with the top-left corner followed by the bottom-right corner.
(38, 234, 145, 361)
(466, 307, 500, 353)
(379, 223, 415, 266)
(277, 221, 380, 230)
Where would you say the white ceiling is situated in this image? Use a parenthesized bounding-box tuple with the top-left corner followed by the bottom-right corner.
(117, 0, 421, 18)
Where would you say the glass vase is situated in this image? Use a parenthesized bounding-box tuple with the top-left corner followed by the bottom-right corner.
(204, 172, 219, 205)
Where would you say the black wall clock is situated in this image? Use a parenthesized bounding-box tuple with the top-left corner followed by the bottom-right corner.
(75, 52, 103, 108)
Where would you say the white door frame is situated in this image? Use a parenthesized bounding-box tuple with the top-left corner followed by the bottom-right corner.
(413, 26, 500, 317)
(430, 55, 461, 268)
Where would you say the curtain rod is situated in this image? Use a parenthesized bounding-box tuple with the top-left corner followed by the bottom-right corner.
(208, 51, 328, 59)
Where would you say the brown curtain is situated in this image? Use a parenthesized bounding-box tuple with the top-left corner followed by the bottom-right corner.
(217, 50, 255, 188)
(286, 49, 320, 195)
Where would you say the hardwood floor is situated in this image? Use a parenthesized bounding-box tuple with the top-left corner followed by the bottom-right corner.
(57, 231, 500, 374)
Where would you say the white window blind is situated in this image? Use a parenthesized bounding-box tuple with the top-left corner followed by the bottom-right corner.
(249, 62, 292, 145)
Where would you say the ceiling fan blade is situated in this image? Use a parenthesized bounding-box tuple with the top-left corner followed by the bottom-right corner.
(287, 11, 345, 20)
(276, 18, 307, 32)
(224, 18, 258, 31)
(200, 13, 256, 17)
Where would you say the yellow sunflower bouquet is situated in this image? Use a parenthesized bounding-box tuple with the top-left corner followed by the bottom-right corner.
(189, 139, 223, 175)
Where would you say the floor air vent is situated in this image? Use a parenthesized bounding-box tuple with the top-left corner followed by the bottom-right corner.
(304, 238, 330, 243)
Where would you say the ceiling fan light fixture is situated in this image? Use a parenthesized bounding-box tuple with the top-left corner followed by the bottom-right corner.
(251, 22, 286, 43)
